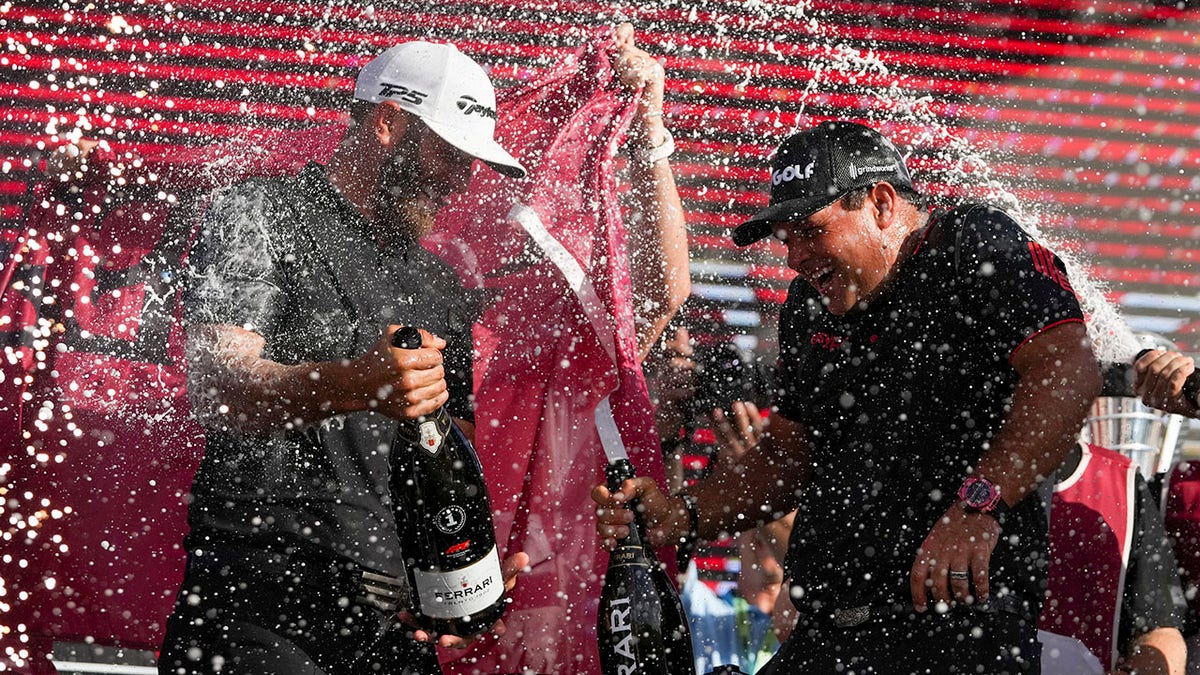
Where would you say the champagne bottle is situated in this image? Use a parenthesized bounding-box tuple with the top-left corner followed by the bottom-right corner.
(598, 458, 695, 674)
(653, 530, 696, 674)
(389, 326, 505, 636)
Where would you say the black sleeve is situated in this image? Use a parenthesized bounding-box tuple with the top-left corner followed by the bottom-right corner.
(1119, 473, 1188, 649)
(443, 322, 475, 424)
(951, 205, 1085, 360)
(184, 181, 286, 333)
(773, 278, 821, 422)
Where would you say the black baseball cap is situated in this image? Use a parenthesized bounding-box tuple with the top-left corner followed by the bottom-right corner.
(732, 121, 915, 247)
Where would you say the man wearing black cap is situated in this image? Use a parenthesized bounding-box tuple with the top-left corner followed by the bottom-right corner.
(595, 120, 1102, 673)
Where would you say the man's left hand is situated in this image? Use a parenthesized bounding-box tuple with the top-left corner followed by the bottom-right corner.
(910, 502, 1000, 612)
(612, 23, 665, 115)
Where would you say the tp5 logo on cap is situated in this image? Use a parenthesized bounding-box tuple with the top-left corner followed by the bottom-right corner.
(353, 40, 527, 178)
(378, 82, 429, 106)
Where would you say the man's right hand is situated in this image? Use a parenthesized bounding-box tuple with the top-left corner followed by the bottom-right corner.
(592, 476, 689, 550)
(1134, 349, 1199, 418)
(352, 325, 450, 420)
(187, 323, 454, 433)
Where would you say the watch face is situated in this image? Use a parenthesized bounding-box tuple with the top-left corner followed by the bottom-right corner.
(962, 480, 994, 507)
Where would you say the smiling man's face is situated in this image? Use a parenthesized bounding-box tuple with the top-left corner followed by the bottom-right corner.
(775, 197, 894, 315)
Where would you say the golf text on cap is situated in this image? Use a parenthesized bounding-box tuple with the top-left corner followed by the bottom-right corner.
(378, 82, 428, 106)
(848, 162, 898, 180)
(772, 160, 816, 186)
(456, 95, 497, 120)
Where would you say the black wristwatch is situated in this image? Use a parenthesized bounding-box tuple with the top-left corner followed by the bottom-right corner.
(957, 476, 1009, 518)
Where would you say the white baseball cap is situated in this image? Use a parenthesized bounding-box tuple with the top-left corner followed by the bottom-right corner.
(354, 41, 527, 178)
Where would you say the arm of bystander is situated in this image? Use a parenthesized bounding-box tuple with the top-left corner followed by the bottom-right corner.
(1134, 349, 1199, 419)
(611, 23, 690, 361)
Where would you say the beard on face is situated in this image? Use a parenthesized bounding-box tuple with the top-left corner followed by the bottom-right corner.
(375, 126, 438, 240)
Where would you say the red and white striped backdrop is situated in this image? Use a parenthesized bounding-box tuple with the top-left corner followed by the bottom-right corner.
(3, 0, 1198, 351)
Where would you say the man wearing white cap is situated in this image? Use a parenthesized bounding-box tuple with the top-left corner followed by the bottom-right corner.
(157, 41, 533, 675)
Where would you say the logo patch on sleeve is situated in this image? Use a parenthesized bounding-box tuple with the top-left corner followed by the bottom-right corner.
(1028, 241, 1075, 296)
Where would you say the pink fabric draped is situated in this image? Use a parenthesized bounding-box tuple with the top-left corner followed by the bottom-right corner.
(1, 179, 206, 656)
(426, 34, 667, 675)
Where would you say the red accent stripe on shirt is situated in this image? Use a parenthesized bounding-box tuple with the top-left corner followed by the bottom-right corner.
(1009, 318, 1085, 362)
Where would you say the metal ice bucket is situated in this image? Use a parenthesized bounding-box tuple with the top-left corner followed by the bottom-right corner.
(1082, 394, 1184, 479)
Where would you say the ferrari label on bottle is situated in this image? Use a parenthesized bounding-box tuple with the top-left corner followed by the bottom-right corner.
(608, 596, 637, 673)
(413, 545, 504, 618)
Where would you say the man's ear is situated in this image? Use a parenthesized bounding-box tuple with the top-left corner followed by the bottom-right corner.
(870, 181, 899, 229)
(370, 101, 412, 149)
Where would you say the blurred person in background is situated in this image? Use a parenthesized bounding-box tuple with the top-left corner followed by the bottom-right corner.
(1036, 336, 1192, 675)
(644, 324, 794, 673)
(1039, 437, 1186, 674)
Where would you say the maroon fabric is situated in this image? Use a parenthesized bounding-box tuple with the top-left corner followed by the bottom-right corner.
(426, 33, 669, 674)
(1165, 460, 1200, 623)
(1042, 443, 1136, 669)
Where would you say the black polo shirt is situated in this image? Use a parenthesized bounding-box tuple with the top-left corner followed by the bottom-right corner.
(184, 162, 477, 576)
(775, 203, 1085, 618)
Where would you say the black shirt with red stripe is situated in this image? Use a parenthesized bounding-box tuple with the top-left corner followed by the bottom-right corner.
(775, 203, 1085, 619)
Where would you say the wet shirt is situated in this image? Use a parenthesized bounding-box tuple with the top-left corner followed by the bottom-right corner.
(184, 162, 477, 576)
(775, 203, 1084, 617)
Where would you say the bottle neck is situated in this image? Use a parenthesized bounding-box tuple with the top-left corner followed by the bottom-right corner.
(606, 459, 653, 553)
(616, 500, 649, 549)
(410, 405, 450, 428)
(392, 405, 454, 462)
